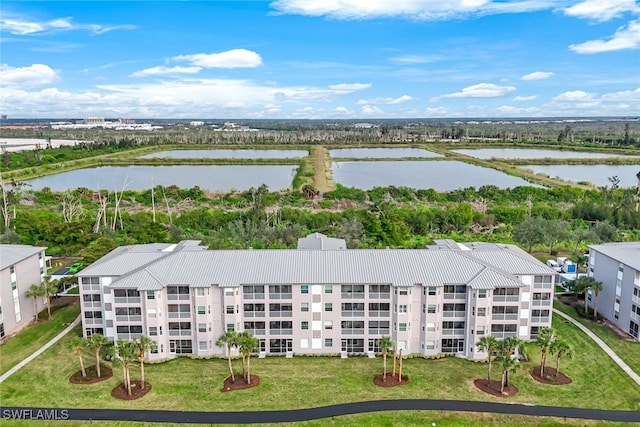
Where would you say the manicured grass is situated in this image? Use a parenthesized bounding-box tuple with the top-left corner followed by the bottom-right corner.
(554, 301, 640, 376)
(2, 313, 640, 420)
(0, 303, 80, 375)
(65, 286, 79, 295)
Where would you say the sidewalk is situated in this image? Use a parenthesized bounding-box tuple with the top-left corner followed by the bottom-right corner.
(553, 308, 640, 387)
(0, 315, 81, 384)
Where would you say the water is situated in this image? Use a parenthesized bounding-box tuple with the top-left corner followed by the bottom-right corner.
(522, 165, 640, 187)
(452, 148, 639, 159)
(331, 161, 536, 190)
(139, 149, 308, 159)
(329, 148, 443, 158)
(23, 165, 298, 191)
(0, 138, 87, 152)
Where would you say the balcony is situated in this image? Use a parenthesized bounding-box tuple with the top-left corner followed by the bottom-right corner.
(167, 294, 190, 301)
(168, 312, 191, 319)
(116, 333, 142, 340)
(491, 314, 518, 321)
(244, 293, 265, 300)
(442, 328, 465, 336)
(114, 297, 141, 304)
(533, 283, 553, 290)
(368, 328, 390, 335)
(244, 329, 266, 336)
(269, 329, 293, 335)
(169, 329, 193, 337)
(491, 331, 517, 339)
(341, 328, 365, 335)
(531, 316, 550, 324)
(443, 293, 466, 300)
(341, 292, 365, 299)
(369, 292, 390, 299)
(243, 311, 265, 318)
(83, 301, 102, 308)
(532, 299, 551, 306)
(115, 315, 142, 322)
(442, 311, 466, 318)
(269, 293, 292, 299)
(341, 310, 365, 317)
(492, 295, 519, 302)
(368, 310, 390, 317)
(83, 318, 102, 325)
(269, 311, 293, 318)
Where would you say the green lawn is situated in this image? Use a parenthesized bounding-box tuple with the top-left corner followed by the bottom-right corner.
(0, 303, 80, 375)
(554, 301, 640, 376)
(2, 313, 640, 423)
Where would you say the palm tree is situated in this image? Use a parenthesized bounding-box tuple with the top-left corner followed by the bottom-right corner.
(109, 340, 138, 396)
(41, 276, 58, 319)
(535, 327, 556, 377)
(67, 336, 87, 377)
(133, 336, 156, 389)
(378, 336, 394, 381)
(85, 333, 109, 378)
(477, 336, 499, 385)
(574, 276, 600, 316)
(25, 283, 44, 322)
(550, 338, 574, 378)
(217, 331, 239, 383)
(499, 354, 520, 393)
(591, 280, 603, 320)
(397, 348, 404, 382)
(237, 332, 259, 384)
(570, 252, 587, 280)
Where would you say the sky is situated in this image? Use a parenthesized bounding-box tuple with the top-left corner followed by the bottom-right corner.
(1, 1, 639, 119)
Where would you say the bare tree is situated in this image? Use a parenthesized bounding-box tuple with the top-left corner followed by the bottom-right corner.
(61, 191, 83, 222)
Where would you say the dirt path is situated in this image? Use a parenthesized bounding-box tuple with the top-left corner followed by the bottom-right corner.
(311, 146, 334, 192)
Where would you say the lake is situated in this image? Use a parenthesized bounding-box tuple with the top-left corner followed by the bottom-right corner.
(331, 161, 536, 190)
(139, 149, 308, 159)
(23, 165, 298, 191)
(329, 148, 443, 158)
(452, 148, 639, 159)
(522, 165, 640, 187)
(0, 138, 88, 153)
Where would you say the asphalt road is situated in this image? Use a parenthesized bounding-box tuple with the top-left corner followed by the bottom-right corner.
(2, 400, 639, 424)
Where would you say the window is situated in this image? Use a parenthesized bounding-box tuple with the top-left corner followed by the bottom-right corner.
(629, 321, 639, 339)
(325, 284, 333, 294)
(425, 322, 435, 332)
(427, 304, 436, 314)
(199, 341, 207, 351)
(341, 284, 365, 298)
(476, 326, 485, 336)
(428, 287, 436, 296)
(269, 285, 292, 299)
(368, 339, 381, 353)
(147, 309, 156, 318)
(269, 338, 293, 353)
(301, 321, 309, 330)
(226, 305, 234, 314)
(198, 323, 206, 332)
(301, 285, 309, 294)
(243, 285, 265, 299)
(147, 291, 155, 300)
(225, 289, 234, 296)
(197, 306, 206, 315)
(398, 323, 407, 332)
(369, 302, 389, 316)
(324, 303, 332, 312)
(269, 303, 293, 317)
(477, 307, 486, 317)
(196, 288, 205, 296)
(341, 338, 364, 352)
(399, 289, 408, 296)
(301, 302, 309, 312)
(441, 338, 464, 354)
(324, 338, 333, 347)
(478, 289, 487, 298)
(398, 304, 408, 313)
(341, 321, 364, 333)
(169, 340, 192, 354)
(227, 323, 235, 332)
(324, 321, 333, 330)
(425, 340, 435, 350)
(368, 321, 390, 334)
(369, 284, 390, 298)
(149, 327, 158, 336)
(244, 303, 265, 317)
(244, 322, 265, 334)
(166, 286, 189, 300)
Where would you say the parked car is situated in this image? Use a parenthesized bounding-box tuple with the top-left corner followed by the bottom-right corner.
(69, 262, 84, 274)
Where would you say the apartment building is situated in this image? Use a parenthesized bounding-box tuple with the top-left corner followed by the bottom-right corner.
(587, 242, 640, 341)
(77, 235, 555, 360)
(0, 244, 48, 339)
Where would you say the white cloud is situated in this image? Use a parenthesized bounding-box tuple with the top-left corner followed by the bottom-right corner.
(552, 90, 596, 102)
(328, 83, 372, 92)
(131, 66, 202, 77)
(0, 64, 58, 86)
(564, 0, 639, 22)
(0, 15, 135, 35)
(172, 49, 263, 69)
(361, 105, 383, 116)
(521, 71, 554, 80)
(390, 55, 443, 64)
(334, 106, 352, 114)
(570, 19, 640, 53)
(357, 95, 413, 105)
(270, 0, 555, 20)
(436, 83, 517, 100)
(601, 87, 640, 101)
(513, 95, 538, 101)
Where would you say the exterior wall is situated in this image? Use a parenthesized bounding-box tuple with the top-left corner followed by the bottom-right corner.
(0, 249, 47, 339)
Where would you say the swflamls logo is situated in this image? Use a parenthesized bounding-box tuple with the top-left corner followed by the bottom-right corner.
(2, 409, 69, 420)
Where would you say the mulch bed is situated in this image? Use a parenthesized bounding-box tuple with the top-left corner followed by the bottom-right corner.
(111, 380, 152, 400)
(531, 366, 572, 385)
(473, 378, 518, 397)
(373, 373, 410, 387)
(69, 365, 113, 384)
(221, 375, 260, 392)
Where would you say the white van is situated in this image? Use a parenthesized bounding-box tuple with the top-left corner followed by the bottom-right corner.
(546, 259, 561, 272)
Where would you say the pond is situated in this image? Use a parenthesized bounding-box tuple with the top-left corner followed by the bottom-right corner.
(522, 165, 640, 187)
(452, 148, 639, 159)
(139, 149, 308, 159)
(331, 161, 536, 191)
(23, 165, 298, 192)
(329, 148, 443, 158)
(0, 138, 87, 152)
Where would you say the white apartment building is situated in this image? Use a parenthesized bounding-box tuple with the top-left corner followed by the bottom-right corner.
(587, 242, 640, 341)
(77, 235, 555, 360)
(0, 244, 48, 339)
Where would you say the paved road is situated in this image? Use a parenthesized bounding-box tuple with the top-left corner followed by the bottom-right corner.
(553, 308, 640, 387)
(0, 315, 81, 384)
(2, 401, 639, 424)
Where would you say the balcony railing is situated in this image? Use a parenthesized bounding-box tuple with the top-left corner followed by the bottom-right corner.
(244, 293, 265, 300)
(269, 329, 293, 335)
(269, 311, 293, 317)
(341, 310, 365, 317)
(491, 313, 518, 321)
(368, 328, 390, 335)
(533, 283, 553, 290)
(443, 293, 466, 300)
(168, 312, 191, 319)
(492, 295, 519, 302)
(83, 318, 102, 325)
(341, 292, 365, 299)
(244, 329, 266, 336)
(116, 333, 142, 340)
(491, 331, 517, 339)
(368, 310, 390, 317)
(531, 316, 550, 323)
(532, 299, 551, 306)
(442, 311, 466, 318)
(114, 297, 141, 304)
(169, 329, 192, 336)
(83, 301, 102, 308)
(243, 311, 265, 318)
(369, 292, 390, 299)
(115, 315, 142, 322)
(269, 293, 292, 299)
(167, 294, 190, 301)
(341, 328, 365, 335)
(442, 328, 465, 336)
(632, 294, 640, 305)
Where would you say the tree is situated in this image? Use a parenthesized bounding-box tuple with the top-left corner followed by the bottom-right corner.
(67, 336, 87, 378)
(25, 283, 44, 322)
(569, 252, 587, 280)
(85, 333, 109, 378)
(543, 219, 570, 255)
(378, 336, 394, 381)
(476, 336, 499, 385)
(591, 279, 603, 320)
(133, 336, 156, 389)
(237, 332, 259, 384)
(550, 338, 574, 377)
(512, 216, 547, 252)
(397, 347, 404, 382)
(217, 331, 239, 383)
(574, 276, 601, 315)
(500, 353, 520, 393)
(109, 340, 138, 396)
(535, 328, 556, 377)
(41, 276, 58, 319)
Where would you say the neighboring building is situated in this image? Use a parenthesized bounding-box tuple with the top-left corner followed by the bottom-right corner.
(587, 242, 640, 341)
(0, 244, 48, 339)
(77, 235, 555, 360)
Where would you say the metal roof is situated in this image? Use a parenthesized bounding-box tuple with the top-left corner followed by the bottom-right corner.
(0, 244, 47, 270)
(297, 233, 347, 250)
(467, 267, 524, 289)
(461, 244, 556, 276)
(77, 243, 177, 277)
(589, 242, 640, 270)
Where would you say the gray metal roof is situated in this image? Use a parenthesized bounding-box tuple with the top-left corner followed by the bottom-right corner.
(297, 233, 347, 250)
(78, 243, 176, 277)
(589, 242, 640, 270)
(0, 244, 47, 270)
(461, 244, 556, 276)
(467, 267, 524, 289)
(106, 244, 551, 291)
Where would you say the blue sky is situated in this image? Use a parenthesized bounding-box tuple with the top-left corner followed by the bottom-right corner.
(1, 1, 639, 119)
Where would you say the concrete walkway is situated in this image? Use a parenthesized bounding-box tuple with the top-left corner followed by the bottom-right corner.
(0, 315, 81, 384)
(553, 308, 640, 387)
